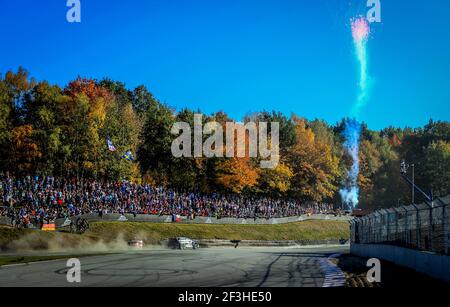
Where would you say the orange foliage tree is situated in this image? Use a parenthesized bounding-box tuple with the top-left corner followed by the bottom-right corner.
(10, 125, 42, 174)
(287, 117, 340, 202)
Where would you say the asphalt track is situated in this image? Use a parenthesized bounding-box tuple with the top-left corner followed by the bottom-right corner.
(0, 245, 349, 287)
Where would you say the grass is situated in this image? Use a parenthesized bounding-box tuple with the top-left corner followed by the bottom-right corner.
(89, 220, 350, 244)
(0, 219, 350, 252)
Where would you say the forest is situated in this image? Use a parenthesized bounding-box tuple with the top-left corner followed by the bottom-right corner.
(0, 68, 448, 209)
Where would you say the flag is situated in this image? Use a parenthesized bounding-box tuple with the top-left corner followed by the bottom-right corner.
(106, 138, 117, 152)
(122, 150, 134, 161)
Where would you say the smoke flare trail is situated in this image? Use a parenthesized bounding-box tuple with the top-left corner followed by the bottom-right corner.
(340, 17, 371, 209)
(350, 17, 370, 118)
(339, 119, 361, 208)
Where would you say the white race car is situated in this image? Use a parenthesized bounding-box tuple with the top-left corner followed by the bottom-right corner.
(169, 237, 199, 250)
(128, 239, 144, 248)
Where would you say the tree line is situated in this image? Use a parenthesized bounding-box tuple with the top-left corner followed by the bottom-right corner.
(0, 68, 448, 209)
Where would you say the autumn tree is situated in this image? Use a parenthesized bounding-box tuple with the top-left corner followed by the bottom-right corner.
(215, 157, 259, 194)
(168, 108, 206, 190)
(211, 112, 260, 193)
(422, 140, 450, 196)
(287, 117, 340, 202)
(22, 81, 64, 174)
(253, 111, 296, 155)
(0, 78, 13, 170)
(1, 68, 448, 207)
(97, 79, 142, 181)
(138, 99, 176, 185)
(257, 163, 293, 196)
(10, 125, 42, 174)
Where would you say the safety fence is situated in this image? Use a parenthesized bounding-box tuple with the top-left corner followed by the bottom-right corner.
(350, 195, 450, 255)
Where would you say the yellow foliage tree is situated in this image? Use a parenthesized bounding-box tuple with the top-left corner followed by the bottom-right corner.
(10, 125, 42, 174)
(258, 162, 294, 195)
(287, 118, 340, 201)
(358, 139, 382, 193)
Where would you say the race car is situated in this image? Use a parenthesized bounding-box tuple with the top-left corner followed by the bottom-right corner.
(127, 239, 144, 248)
(168, 237, 199, 250)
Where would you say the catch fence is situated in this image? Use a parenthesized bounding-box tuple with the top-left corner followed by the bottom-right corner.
(350, 195, 450, 255)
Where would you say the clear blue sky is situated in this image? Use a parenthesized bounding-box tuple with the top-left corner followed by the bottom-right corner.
(0, 0, 449, 130)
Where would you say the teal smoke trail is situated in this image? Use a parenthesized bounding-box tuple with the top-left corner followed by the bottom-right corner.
(352, 37, 368, 118)
(351, 17, 370, 118)
(339, 119, 361, 208)
(340, 17, 371, 209)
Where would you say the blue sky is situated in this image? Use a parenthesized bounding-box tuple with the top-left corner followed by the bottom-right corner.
(0, 0, 449, 130)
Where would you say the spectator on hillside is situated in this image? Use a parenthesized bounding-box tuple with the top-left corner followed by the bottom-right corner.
(0, 175, 342, 227)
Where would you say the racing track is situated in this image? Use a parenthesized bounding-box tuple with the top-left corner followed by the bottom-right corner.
(0, 246, 349, 287)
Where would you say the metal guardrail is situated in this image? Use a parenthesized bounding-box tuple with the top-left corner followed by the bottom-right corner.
(350, 195, 450, 255)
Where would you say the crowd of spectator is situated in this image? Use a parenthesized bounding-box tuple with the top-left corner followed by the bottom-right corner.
(0, 176, 343, 228)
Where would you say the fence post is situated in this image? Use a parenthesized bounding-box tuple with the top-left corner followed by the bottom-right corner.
(374, 213, 378, 243)
(378, 212, 383, 243)
(372, 214, 376, 243)
(360, 218, 363, 243)
(394, 209, 398, 241)
(379, 211, 384, 242)
(361, 218, 364, 243)
(443, 202, 448, 255)
(373, 214, 377, 243)
(383, 209, 390, 242)
(365, 217, 369, 244)
(412, 204, 420, 250)
(351, 220, 355, 243)
(429, 203, 433, 252)
(404, 207, 408, 247)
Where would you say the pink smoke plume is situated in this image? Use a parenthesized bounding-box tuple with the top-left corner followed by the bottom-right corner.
(351, 17, 370, 43)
